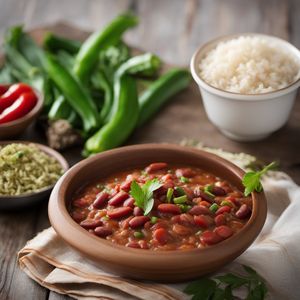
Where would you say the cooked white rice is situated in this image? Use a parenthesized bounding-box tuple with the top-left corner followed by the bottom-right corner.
(199, 36, 300, 94)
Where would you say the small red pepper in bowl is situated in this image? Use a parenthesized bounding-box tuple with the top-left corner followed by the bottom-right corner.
(0, 91, 37, 124)
(0, 83, 33, 113)
(0, 84, 10, 96)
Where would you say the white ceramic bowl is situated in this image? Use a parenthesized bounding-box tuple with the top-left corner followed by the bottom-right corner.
(190, 33, 300, 141)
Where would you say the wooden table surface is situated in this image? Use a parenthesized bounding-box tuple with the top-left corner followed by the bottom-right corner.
(1, 1, 299, 299)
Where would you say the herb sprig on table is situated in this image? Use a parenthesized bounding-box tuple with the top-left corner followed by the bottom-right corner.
(130, 179, 162, 215)
(184, 265, 268, 300)
(242, 161, 278, 196)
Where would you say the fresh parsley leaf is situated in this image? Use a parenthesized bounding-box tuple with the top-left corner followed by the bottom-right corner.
(242, 161, 278, 196)
(143, 197, 154, 215)
(130, 179, 162, 215)
(216, 273, 248, 288)
(184, 265, 268, 300)
(224, 285, 234, 300)
(184, 278, 216, 299)
(211, 288, 225, 300)
(130, 180, 145, 208)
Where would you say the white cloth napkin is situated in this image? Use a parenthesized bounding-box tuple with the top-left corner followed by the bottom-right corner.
(18, 171, 300, 300)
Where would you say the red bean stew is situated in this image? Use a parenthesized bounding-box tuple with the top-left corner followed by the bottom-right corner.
(70, 163, 252, 250)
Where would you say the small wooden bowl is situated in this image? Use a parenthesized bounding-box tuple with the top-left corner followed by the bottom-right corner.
(0, 141, 69, 210)
(0, 89, 44, 139)
(49, 144, 267, 282)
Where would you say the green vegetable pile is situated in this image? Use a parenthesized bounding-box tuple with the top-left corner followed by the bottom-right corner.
(184, 265, 268, 300)
(0, 14, 191, 155)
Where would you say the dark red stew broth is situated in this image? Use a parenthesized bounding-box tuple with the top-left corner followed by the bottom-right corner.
(70, 163, 252, 250)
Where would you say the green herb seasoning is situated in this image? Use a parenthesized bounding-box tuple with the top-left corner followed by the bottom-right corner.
(0, 143, 64, 196)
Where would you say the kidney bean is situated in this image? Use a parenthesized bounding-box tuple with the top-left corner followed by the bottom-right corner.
(214, 214, 226, 226)
(172, 224, 191, 236)
(123, 197, 135, 208)
(73, 198, 88, 208)
(92, 192, 110, 208)
(120, 180, 132, 192)
(194, 187, 214, 202)
(126, 241, 141, 248)
(179, 213, 195, 226)
(129, 216, 150, 228)
(200, 231, 222, 245)
(216, 205, 231, 215)
(108, 191, 129, 206)
(199, 200, 211, 207)
(153, 199, 161, 209)
(158, 203, 181, 214)
(133, 206, 144, 216)
(236, 204, 251, 219)
(171, 215, 181, 223)
(175, 168, 196, 178)
(120, 216, 134, 229)
(194, 215, 210, 228)
(72, 211, 86, 222)
(94, 226, 113, 237)
(80, 219, 103, 229)
(212, 186, 226, 196)
(162, 174, 173, 181)
(214, 225, 233, 239)
(151, 221, 166, 230)
(153, 228, 168, 245)
(199, 191, 214, 202)
(225, 195, 238, 205)
(145, 162, 168, 173)
(107, 207, 133, 219)
(189, 205, 211, 215)
(183, 187, 194, 200)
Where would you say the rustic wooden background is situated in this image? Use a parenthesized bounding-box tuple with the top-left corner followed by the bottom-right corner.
(1, 0, 300, 299)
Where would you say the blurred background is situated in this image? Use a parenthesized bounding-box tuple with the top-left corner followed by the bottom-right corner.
(1, 0, 299, 66)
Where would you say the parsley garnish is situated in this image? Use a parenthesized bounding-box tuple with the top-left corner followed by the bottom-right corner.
(130, 179, 162, 215)
(242, 162, 277, 196)
(184, 265, 268, 300)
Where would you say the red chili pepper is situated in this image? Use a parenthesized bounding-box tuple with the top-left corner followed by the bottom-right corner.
(0, 83, 33, 113)
(0, 84, 10, 96)
(0, 91, 37, 124)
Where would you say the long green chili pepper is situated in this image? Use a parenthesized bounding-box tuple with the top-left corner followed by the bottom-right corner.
(106, 53, 161, 121)
(43, 33, 81, 54)
(74, 14, 138, 82)
(56, 50, 75, 71)
(84, 74, 138, 154)
(91, 70, 113, 123)
(48, 95, 80, 126)
(6, 26, 46, 69)
(115, 53, 161, 77)
(138, 68, 191, 126)
(45, 54, 99, 132)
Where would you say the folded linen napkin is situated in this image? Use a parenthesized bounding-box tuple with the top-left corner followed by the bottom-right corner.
(18, 146, 300, 300)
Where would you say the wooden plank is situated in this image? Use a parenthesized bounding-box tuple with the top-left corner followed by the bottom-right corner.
(0, 206, 48, 300)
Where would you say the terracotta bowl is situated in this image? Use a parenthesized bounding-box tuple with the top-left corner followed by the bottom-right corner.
(0, 141, 69, 210)
(0, 89, 44, 139)
(48, 144, 267, 282)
